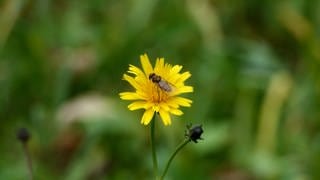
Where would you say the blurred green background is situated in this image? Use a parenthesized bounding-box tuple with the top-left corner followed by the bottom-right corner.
(1, 0, 320, 179)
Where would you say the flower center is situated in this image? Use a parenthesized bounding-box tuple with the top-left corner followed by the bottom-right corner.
(150, 83, 170, 103)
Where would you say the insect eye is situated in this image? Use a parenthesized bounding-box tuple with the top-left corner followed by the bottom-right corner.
(149, 73, 154, 80)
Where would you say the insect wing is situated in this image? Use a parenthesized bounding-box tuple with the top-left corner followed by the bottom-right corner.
(158, 80, 172, 92)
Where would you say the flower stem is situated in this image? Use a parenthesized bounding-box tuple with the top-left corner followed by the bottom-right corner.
(150, 115, 158, 179)
(23, 143, 33, 180)
(161, 138, 190, 180)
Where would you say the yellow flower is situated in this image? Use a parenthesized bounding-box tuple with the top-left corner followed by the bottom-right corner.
(119, 54, 193, 126)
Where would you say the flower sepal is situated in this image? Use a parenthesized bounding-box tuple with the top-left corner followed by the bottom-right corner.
(185, 124, 204, 143)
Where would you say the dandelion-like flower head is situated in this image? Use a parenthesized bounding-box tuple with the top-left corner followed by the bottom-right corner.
(119, 54, 193, 126)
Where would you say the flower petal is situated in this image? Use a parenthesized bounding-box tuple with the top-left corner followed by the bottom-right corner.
(119, 92, 144, 100)
(170, 65, 183, 74)
(152, 104, 160, 112)
(166, 99, 180, 108)
(128, 101, 147, 110)
(128, 64, 145, 78)
(141, 108, 155, 125)
(175, 71, 191, 84)
(159, 109, 171, 126)
(170, 108, 183, 116)
(123, 74, 140, 90)
(159, 102, 170, 111)
(170, 97, 192, 107)
(154, 58, 164, 73)
(172, 86, 193, 95)
(140, 54, 153, 76)
(166, 66, 184, 83)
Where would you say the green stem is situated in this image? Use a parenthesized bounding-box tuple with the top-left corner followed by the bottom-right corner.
(161, 138, 191, 179)
(150, 115, 158, 179)
(23, 143, 33, 180)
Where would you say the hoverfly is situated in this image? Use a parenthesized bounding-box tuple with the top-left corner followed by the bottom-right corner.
(149, 73, 172, 92)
